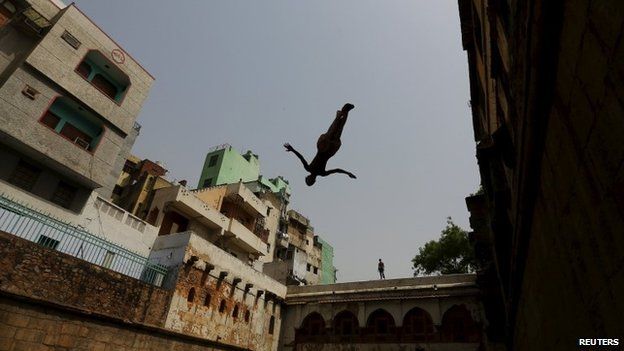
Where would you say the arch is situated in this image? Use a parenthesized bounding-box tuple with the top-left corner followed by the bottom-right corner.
(332, 310, 359, 336)
(244, 310, 251, 323)
(187, 287, 195, 303)
(219, 299, 227, 313)
(402, 307, 435, 341)
(365, 309, 395, 335)
(299, 312, 325, 336)
(440, 305, 480, 342)
(203, 293, 211, 306)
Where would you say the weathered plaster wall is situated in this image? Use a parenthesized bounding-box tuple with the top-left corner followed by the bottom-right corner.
(150, 232, 286, 351)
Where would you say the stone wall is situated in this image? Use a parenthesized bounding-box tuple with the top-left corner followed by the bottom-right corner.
(0, 230, 253, 351)
(459, 0, 624, 348)
(0, 230, 170, 326)
(0, 295, 247, 351)
(513, 1, 624, 347)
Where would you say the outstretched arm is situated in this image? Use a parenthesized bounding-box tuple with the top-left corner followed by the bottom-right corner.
(324, 168, 357, 179)
(284, 143, 310, 171)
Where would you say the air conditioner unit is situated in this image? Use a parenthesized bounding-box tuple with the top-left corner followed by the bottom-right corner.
(74, 137, 90, 150)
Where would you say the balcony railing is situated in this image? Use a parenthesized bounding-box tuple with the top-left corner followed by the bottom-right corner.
(0, 194, 167, 286)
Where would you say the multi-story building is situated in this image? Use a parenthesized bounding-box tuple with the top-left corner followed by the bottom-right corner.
(111, 155, 169, 219)
(0, 0, 154, 212)
(0, 0, 158, 263)
(314, 235, 337, 284)
(265, 209, 325, 286)
(459, 0, 624, 349)
(198, 144, 261, 188)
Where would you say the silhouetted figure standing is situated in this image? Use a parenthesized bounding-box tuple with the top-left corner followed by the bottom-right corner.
(284, 103, 356, 186)
(378, 259, 385, 279)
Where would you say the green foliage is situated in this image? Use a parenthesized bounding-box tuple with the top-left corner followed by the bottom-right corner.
(411, 217, 475, 276)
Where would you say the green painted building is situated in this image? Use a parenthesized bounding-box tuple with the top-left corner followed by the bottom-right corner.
(197, 144, 261, 188)
(315, 236, 337, 284)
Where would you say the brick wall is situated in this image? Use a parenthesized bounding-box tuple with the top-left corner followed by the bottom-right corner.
(0, 231, 249, 350)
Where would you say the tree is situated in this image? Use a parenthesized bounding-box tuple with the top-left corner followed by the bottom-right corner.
(411, 217, 475, 276)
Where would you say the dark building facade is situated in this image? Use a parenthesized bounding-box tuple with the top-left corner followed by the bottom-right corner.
(459, 0, 624, 349)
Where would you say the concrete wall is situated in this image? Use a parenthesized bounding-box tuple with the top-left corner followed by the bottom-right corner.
(195, 185, 228, 211)
(0, 66, 129, 196)
(198, 146, 260, 189)
(25, 4, 154, 135)
(316, 236, 336, 284)
(0, 179, 159, 256)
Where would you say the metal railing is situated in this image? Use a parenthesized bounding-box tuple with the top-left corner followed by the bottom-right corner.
(0, 194, 167, 287)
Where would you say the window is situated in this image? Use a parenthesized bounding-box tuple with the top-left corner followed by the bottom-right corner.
(51, 181, 77, 209)
(268, 316, 275, 335)
(204, 293, 211, 306)
(40, 98, 103, 152)
(187, 288, 196, 303)
(147, 207, 159, 225)
(299, 312, 325, 336)
(75, 50, 130, 103)
(307, 263, 311, 272)
(244, 310, 251, 323)
(219, 299, 227, 313)
(112, 185, 124, 196)
(123, 160, 136, 173)
(1, 1, 16, 14)
(60, 122, 93, 149)
(441, 305, 479, 342)
(41, 111, 61, 129)
(313, 266, 318, 274)
(8, 161, 41, 191)
(92, 74, 118, 99)
(37, 235, 59, 250)
(403, 308, 435, 341)
(366, 309, 395, 335)
(208, 155, 219, 167)
(101, 251, 115, 269)
(202, 178, 212, 188)
(77, 61, 91, 79)
(333, 311, 358, 336)
(232, 304, 239, 319)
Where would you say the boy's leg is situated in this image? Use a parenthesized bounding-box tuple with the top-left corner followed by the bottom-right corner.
(327, 110, 348, 140)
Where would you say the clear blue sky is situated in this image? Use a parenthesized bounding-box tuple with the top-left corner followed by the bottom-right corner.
(74, 0, 480, 281)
